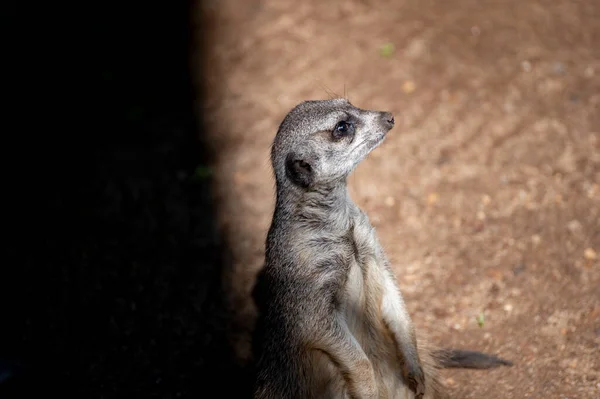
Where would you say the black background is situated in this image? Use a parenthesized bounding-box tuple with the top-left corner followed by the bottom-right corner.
(3, 0, 250, 397)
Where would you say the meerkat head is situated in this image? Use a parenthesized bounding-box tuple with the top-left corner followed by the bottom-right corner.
(271, 98, 395, 190)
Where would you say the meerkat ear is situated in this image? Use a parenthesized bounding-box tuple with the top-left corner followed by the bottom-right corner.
(285, 153, 313, 188)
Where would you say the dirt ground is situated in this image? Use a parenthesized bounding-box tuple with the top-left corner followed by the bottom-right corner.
(198, 0, 600, 398)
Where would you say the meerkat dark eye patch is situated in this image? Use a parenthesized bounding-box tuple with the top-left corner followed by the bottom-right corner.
(285, 153, 313, 188)
(332, 120, 355, 140)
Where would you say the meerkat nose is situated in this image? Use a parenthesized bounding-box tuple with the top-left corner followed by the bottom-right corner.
(381, 112, 395, 128)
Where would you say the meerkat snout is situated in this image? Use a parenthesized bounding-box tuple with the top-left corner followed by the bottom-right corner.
(381, 111, 395, 128)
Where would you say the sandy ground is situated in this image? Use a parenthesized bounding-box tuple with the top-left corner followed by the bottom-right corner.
(198, 1, 600, 398)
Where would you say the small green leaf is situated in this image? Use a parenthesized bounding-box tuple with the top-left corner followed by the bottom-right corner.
(192, 165, 213, 181)
(380, 43, 395, 58)
(476, 312, 485, 328)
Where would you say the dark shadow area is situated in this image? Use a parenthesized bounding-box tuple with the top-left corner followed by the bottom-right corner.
(2, 0, 252, 397)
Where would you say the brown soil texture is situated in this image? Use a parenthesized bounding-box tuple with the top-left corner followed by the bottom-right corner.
(199, 0, 600, 398)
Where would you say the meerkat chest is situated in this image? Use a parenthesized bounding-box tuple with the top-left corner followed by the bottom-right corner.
(340, 222, 409, 398)
(342, 255, 386, 318)
(341, 224, 389, 338)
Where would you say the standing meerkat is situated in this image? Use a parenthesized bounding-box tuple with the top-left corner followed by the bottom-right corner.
(251, 98, 511, 399)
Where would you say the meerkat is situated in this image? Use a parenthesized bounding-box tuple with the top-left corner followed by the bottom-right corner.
(251, 98, 511, 399)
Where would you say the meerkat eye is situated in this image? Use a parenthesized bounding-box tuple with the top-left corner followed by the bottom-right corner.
(332, 121, 355, 139)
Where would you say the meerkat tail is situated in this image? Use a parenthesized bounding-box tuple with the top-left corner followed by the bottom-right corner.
(432, 349, 513, 369)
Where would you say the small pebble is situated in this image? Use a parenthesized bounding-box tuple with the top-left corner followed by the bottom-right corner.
(384, 196, 395, 207)
(402, 80, 416, 94)
(553, 62, 566, 75)
(513, 263, 526, 275)
(427, 192, 439, 205)
(584, 248, 597, 260)
(588, 306, 600, 320)
(584, 66, 595, 78)
(554, 194, 563, 203)
(504, 303, 513, 312)
(487, 268, 503, 281)
(531, 234, 541, 245)
(569, 93, 579, 103)
(586, 183, 598, 198)
(521, 60, 532, 72)
(567, 220, 582, 232)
